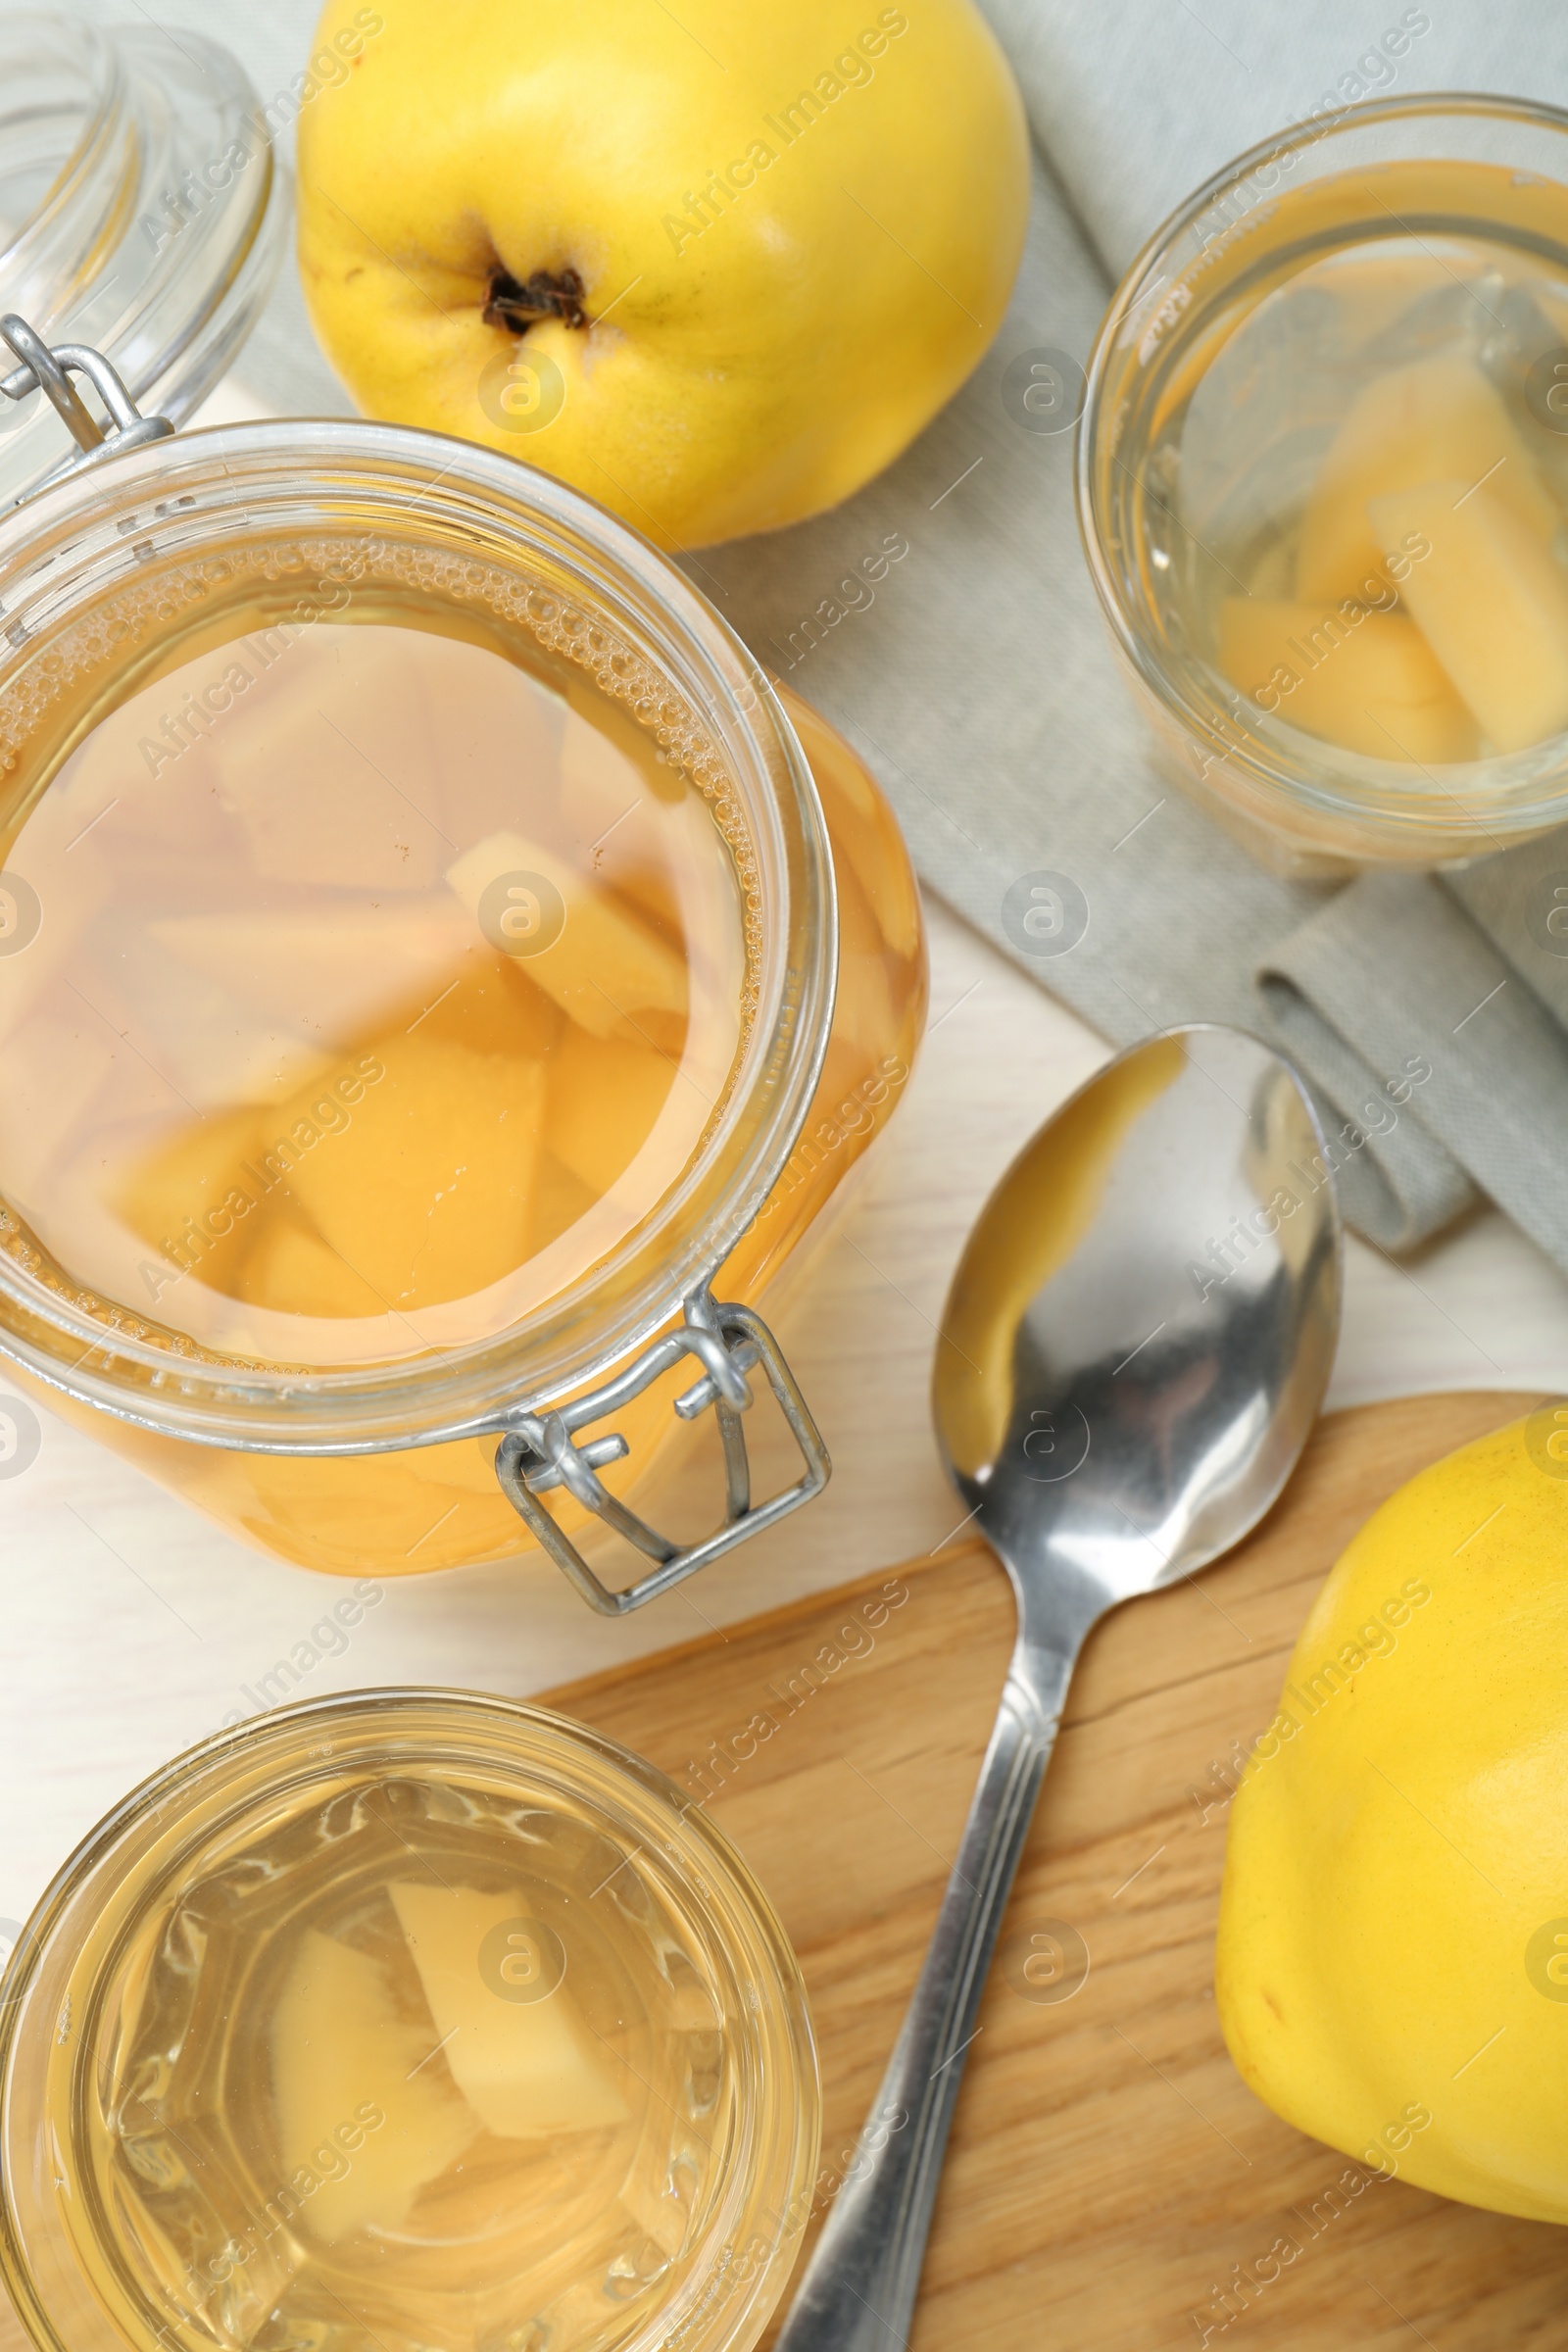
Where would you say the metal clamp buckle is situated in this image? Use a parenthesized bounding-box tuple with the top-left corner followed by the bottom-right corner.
(495, 1292, 831, 1615)
(1, 316, 174, 480)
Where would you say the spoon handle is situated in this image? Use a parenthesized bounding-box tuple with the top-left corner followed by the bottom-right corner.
(773, 1638, 1075, 2352)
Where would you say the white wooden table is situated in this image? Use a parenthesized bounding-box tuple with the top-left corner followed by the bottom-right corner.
(5, 384, 1568, 1947)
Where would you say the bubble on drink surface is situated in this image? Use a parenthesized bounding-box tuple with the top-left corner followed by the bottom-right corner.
(0, 871, 40, 956)
(477, 869, 567, 957)
(1001, 869, 1089, 958)
(478, 348, 566, 435)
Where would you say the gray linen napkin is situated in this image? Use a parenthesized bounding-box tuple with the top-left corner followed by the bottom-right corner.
(44, 0, 1568, 1263)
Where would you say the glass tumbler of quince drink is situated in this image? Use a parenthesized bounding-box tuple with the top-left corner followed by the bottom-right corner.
(1078, 92, 1568, 874)
(0, 1687, 822, 2352)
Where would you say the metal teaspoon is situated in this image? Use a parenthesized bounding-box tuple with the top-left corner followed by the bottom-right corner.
(774, 1023, 1342, 2349)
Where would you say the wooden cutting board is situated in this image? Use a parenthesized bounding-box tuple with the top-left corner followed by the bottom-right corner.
(3, 1393, 1564, 2352)
(553, 1389, 1568, 2352)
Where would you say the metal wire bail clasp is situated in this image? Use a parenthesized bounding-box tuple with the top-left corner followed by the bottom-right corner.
(495, 1291, 831, 1616)
(0, 315, 174, 479)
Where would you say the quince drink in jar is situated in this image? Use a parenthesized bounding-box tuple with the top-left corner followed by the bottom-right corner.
(0, 416, 924, 1592)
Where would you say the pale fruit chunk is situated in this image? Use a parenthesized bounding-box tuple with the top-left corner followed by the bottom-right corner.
(390, 1883, 627, 2139)
(528, 1151, 600, 1257)
(0, 834, 112, 1054)
(213, 622, 449, 892)
(446, 832, 687, 1039)
(1305, 249, 1468, 359)
(1297, 354, 1561, 602)
(1367, 482, 1568, 753)
(0, 1017, 114, 1206)
(151, 902, 470, 1050)
(558, 700, 658, 858)
(238, 1210, 389, 1318)
(281, 1033, 546, 1306)
(547, 1028, 677, 1200)
(99, 928, 328, 1111)
(1216, 598, 1478, 763)
(412, 951, 563, 1062)
(116, 1102, 269, 1295)
(270, 1929, 479, 2242)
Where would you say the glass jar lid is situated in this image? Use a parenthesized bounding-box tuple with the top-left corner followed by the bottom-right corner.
(0, 11, 287, 514)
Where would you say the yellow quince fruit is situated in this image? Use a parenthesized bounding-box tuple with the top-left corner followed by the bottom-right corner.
(296, 0, 1028, 547)
(1216, 1406, 1568, 2222)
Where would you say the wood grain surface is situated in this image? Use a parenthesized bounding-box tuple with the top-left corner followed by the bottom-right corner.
(5, 1391, 1565, 2352)
(557, 1390, 1564, 2352)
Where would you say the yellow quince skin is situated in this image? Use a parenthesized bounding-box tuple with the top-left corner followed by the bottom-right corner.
(1217, 1409, 1568, 2223)
(297, 0, 1028, 547)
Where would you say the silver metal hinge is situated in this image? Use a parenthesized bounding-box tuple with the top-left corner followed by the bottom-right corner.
(0, 316, 174, 478)
(494, 1292, 830, 1615)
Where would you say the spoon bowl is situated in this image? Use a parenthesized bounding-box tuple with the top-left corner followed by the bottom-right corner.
(775, 1024, 1342, 2351)
(937, 1024, 1341, 1623)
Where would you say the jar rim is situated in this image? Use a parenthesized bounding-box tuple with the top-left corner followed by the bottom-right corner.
(1075, 89, 1568, 858)
(0, 416, 837, 1448)
(0, 1685, 820, 2352)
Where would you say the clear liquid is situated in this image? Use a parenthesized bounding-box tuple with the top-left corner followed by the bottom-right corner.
(87, 1767, 730, 2352)
(0, 592, 748, 1363)
(1151, 228, 1568, 761)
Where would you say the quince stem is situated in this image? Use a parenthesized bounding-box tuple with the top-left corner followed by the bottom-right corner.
(484, 267, 588, 332)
